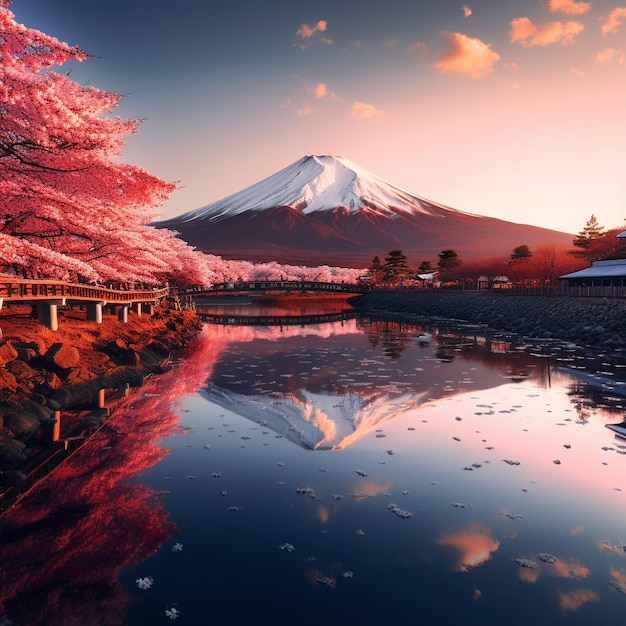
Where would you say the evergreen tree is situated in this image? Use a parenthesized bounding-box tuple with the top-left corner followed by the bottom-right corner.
(511, 245, 532, 260)
(368, 255, 384, 284)
(418, 260, 434, 273)
(572, 215, 604, 258)
(437, 249, 460, 273)
(383, 249, 411, 284)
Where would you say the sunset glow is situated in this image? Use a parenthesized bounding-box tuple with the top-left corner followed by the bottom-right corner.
(11, 0, 626, 235)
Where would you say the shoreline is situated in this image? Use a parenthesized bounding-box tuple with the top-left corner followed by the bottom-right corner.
(350, 289, 626, 351)
(0, 306, 202, 499)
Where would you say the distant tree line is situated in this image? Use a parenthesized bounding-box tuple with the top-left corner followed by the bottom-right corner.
(365, 214, 626, 289)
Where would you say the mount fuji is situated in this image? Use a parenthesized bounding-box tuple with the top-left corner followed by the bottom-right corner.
(155, 155, 573, 267)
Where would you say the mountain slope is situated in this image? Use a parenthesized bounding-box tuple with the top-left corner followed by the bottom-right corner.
(155, 155, 573, 267)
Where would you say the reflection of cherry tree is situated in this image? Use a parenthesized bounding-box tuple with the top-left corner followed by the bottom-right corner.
(0, 328, 222, 624)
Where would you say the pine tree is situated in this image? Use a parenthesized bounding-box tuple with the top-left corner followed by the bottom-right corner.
(382, 249, 411, 284)
(572, 215, 604, 258)
(437, 249, 460, 272)
(511, 245, 532, 260)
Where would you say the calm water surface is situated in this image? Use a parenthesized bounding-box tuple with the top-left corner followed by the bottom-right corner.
(2, 303, 626, 625)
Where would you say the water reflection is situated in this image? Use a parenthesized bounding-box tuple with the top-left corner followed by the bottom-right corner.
(0, 334, 217, 625)
(2, 312, 626, 625)
(199, 317, 613, 451)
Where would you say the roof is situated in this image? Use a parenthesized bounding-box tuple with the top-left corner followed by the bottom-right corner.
(560, 258, 626, 279)
(477, 275, 510, 282)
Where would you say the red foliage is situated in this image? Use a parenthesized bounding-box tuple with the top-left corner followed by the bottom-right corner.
(0, 329, 217, 622)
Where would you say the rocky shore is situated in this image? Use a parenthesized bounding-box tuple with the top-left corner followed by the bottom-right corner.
(351, 289, 626, 349)
(0, 306, 202, 488)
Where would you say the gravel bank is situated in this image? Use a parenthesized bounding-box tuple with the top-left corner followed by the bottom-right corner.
(350, 290, 626, 349)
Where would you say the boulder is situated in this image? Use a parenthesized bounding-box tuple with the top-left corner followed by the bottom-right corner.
(3, 409, 40, 440)
(44, 343, 80, 370)
(0, 341, 18, 366)
(0, 440, 27, 470)
(6, 359, 35, 380)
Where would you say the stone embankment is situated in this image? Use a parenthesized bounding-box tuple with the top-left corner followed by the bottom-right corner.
(351, 290, 626, 348)
(0, 307, 202, 485)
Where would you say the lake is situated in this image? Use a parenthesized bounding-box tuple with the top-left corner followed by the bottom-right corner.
(2, 301, 626, 625)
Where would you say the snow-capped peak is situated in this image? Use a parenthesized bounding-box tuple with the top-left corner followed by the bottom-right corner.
(172, 155, 457, 223)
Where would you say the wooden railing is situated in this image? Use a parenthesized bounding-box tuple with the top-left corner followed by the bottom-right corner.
(192, 280, 370, 296)
(0, 278, 169, 303)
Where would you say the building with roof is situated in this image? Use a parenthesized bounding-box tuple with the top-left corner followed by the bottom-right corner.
(560, 258, 626, 287)
(560, 229, 626, 287)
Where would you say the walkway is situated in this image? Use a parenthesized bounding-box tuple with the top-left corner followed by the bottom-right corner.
(190, 280, 370, 296)
(0, 278, 169, 330)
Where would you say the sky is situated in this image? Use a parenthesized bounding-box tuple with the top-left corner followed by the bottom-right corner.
(9, 0, 626, 235)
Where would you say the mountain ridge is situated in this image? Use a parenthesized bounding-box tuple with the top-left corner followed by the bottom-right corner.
(155, 155, 573, 267)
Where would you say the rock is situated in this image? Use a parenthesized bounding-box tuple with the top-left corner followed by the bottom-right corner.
(145, 340, 170, 359)
(4, 410, 41, 440)
(0, 440, 28, 469)
(44, 342, 80, 370)
(0, 469, 27, 488)
(98, 339, 140, 366)
(0, 368, 18, 397)
(6, 359, 35, 379)
(0, 341, 18, 365)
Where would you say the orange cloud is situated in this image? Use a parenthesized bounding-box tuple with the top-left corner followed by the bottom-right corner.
(601, 7, 626, 35)
(609, 566, 626, 589)
(297, 20, 328, 39)
(462, 4, 472, 17)
(351, 101, 384, 119)
(434, 31, 500, 78)
(553, 558, 591, 579)
(510, 17, 584, 46)
(547, 0, 591, 15)
(595, 47, 624, 63)
(570, 525, 585, 536)
(558, 588, 599, 614)
(317, 505, 329, 524)
(297, 103, 313, 116)
(517, 566, 541, 583)
(570, 65, 586, 75)
(313, 83, 336, 99)
(437, 523, 500, 572)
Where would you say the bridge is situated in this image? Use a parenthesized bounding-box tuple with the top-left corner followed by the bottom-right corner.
(198, 309, 357, 327)
(0, 278, 169, 331)
(187, 280, 370, 297)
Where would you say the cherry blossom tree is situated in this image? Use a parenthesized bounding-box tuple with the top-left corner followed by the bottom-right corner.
(0, 2, 208, 283)
(0, 4, 367, 287)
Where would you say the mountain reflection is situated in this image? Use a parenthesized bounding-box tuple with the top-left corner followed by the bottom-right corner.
(199, 318, 561, 450)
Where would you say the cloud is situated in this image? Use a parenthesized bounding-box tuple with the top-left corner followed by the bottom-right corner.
(547, 0, 591, 15)
(407, 41, 428, 54)
(594, 47, 624, 63)
(351, 101, 384, 119)
(557, 588, 599, 614)
(552, 558, 591, 579)
(297, 20, 328, 39)
(570, 65, 586, 75)
(313, 83, 336, 98)
(510, 17, 584, 46)
(462, 4, 472, 17)
(297, 103, 313, 116)
(601, 7, 626, 35)
(434, 31, 500, 78)
(437, 523, 500, 572)
(609, 566, 626, 589)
